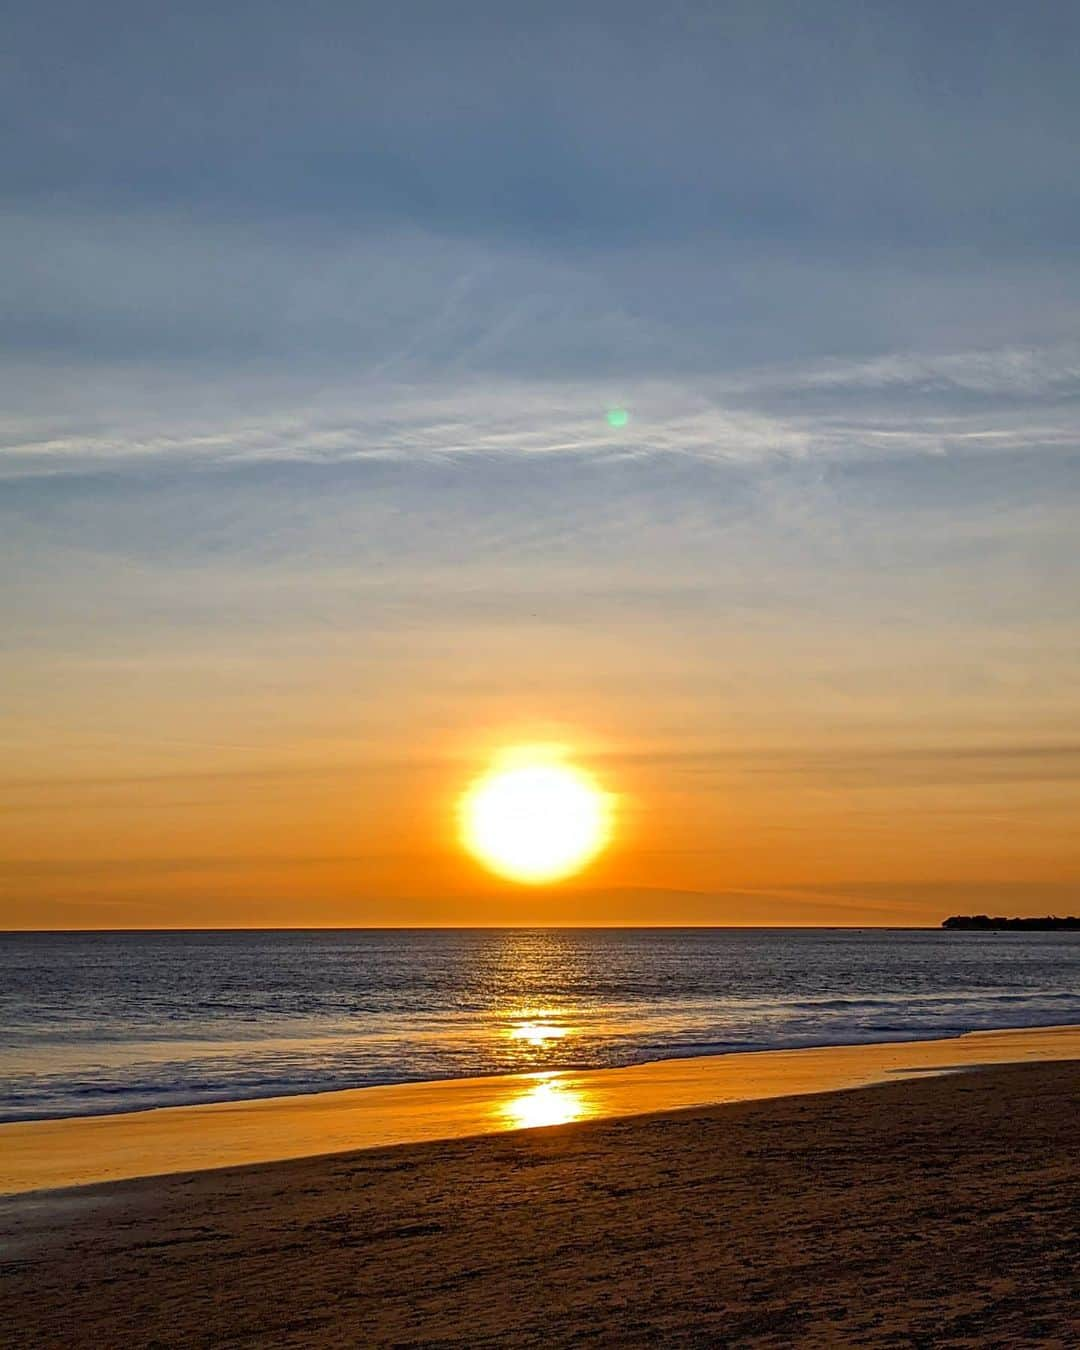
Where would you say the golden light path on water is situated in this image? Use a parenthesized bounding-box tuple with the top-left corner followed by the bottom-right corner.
(507, 1019, 570, 1048)
(501, 1017, 586, 1125)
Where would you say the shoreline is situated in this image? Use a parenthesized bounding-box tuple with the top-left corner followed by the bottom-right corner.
(3, 1022, 1078, 1196)
(9, 1013, 1079, 1128)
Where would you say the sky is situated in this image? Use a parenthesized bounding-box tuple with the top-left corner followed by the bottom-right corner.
(3, 1, 1079, 927)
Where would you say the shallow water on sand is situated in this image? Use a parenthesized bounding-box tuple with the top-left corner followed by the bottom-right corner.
(3, 1027, 1079, 1194)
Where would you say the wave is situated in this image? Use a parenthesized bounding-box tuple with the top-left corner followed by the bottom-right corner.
(3, 928, 1077, 1123)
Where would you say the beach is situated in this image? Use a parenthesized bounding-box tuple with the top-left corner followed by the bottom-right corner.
(2, 1043, 1078, 1346)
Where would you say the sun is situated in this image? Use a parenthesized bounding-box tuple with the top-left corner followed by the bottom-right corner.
(460, 750, 613, 884)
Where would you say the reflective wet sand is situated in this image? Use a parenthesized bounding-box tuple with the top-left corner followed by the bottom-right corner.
(3, 1023, 1078, 1194)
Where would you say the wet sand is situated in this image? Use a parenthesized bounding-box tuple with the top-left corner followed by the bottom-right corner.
(3, 1024, 1079, 1195)
(1, 1060, 1077, 1347)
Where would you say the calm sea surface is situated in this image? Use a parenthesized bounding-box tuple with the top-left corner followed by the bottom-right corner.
(2, 928, 1078, 1122)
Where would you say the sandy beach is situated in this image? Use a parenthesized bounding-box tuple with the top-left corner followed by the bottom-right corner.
(2, 1054, 1078, 1346)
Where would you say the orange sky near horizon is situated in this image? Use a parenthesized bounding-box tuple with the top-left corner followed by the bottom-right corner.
(4, 550, 1079, 929)
(4, 689, 1078, 928)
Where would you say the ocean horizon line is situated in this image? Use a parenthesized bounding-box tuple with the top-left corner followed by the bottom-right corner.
(2, 922, 960, 935)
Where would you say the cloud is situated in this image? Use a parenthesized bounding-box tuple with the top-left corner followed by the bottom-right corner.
(744, 345, 1080, 399)
(3, 340, 1078, 484)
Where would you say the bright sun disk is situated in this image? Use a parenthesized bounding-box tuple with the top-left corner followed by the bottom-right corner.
(460, 753, 612, 884)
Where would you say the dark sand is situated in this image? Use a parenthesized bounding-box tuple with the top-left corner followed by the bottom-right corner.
(2, 1062, 1077, 1348)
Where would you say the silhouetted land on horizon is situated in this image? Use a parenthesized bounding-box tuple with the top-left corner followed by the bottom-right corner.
(942, 915, 1080, 931)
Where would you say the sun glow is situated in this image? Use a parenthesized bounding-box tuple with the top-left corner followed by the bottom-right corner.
(460, 750, 613, 884)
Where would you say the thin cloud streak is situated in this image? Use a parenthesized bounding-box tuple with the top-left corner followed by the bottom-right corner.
(4, 341, 1080, 480)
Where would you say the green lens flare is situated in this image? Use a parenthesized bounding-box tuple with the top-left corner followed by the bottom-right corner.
(606, 408, 629, 428)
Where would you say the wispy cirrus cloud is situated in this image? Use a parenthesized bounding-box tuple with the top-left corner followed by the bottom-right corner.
(3, 345, 1079, 481)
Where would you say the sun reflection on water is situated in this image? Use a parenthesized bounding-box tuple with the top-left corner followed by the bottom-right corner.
(500, 1073, 593, 1129)
(507, 1020, 570, 1048)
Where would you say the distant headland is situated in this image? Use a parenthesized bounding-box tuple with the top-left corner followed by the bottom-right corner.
(942, 915, 1080, 931)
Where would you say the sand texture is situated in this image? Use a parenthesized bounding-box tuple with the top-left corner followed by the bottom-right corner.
(1, 1061, 1078, 1348)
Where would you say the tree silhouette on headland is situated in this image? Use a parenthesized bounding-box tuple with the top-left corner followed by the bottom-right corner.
(941, 914, 1080, 930)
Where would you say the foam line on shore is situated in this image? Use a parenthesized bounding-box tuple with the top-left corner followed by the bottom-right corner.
(3, 1024, 1078, 1196)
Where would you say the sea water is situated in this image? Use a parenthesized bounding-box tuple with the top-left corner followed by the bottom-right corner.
(2, 927, 1078, 1122)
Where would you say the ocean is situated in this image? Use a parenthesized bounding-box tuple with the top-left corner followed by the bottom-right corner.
(3, 927, 1078, 1123)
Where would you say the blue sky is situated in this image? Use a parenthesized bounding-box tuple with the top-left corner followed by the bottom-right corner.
(3, 1, 1079, 924)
